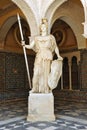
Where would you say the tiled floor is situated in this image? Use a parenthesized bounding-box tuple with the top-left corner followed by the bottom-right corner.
(55, 101, 87, 120)
(0, 100, 87, 130)
(1, 118, 87, 130)
(0, 101, 27, 121)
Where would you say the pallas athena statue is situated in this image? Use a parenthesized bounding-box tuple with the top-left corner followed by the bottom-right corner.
(22, 18, 63, 93)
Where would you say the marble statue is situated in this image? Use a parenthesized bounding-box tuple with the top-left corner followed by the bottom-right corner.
(22, 18, 63, 93)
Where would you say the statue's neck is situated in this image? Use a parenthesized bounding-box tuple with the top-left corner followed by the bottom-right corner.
(41, 32, 47, 36)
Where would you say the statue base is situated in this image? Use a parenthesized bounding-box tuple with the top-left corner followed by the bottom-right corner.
(27, 92, 55, 121)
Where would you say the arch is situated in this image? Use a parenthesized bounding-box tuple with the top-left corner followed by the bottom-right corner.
(56, 16, 85, 49)
(11, 0, 38, 35)
(72, 56, 77, 64)
(80, 0, 87, 38)
(45, 0, 68, 31)
(80, 0, 87, 21)
(49, 1, 86, 49)
(60, 16, 84, 49)
(0, 15, 31, 46)
(0, 16, 17, 44)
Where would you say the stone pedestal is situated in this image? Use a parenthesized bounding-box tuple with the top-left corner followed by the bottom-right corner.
(27, 92, 55, 121)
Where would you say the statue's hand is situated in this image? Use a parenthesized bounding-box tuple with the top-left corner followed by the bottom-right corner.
(21, 40, 25, 46)
(58, 56, 63, 61)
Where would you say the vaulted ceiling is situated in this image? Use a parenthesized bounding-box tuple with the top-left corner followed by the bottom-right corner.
(0, 0, 86, 50)
(0, 0, 83, 16)
(0, 0, 16, 16)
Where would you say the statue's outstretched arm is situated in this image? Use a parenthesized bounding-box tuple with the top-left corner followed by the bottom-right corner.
(25, 41, 35, 49)
(21, 40, 35, 50)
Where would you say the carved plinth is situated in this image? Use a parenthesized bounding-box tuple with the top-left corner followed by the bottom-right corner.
(27, 92, 55, 121)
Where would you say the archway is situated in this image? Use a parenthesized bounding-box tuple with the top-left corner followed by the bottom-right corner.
(45, 0, 68, 32)
(0, 1, 35, 104)
(11, 0, 38, 35)
(80, 0, 87, 37)
(51, 19, 79, 90)
(0, 16, 18, 45)
(49, 1, 86, 49)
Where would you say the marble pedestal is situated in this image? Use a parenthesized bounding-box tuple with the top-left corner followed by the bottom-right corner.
(27, 92, 55, 121)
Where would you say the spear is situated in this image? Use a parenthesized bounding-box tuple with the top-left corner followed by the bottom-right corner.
(17, 13, 32, 89)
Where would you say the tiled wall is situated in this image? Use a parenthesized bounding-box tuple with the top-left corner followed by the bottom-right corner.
(54, 90, 87, 103)
(80, 49, 87, 90)
(0, 52, 34, 103)
(1, 49, 87, 103)
(0, 53, 5, 91)
(53, 49, 87, 103)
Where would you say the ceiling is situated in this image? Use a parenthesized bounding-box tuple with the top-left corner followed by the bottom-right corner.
(0, 0, 15, 15)
(0, 0, 83, 13)
(71, 0, 83, 8)
(0, 0, 12, 9)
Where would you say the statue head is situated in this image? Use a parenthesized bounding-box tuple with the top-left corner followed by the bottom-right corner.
(40, 18, 48, 35)
(42, 18, 48, 25)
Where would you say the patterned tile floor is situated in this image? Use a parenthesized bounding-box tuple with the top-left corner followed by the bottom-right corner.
(0, 100, 87, 130)
(55, 101, 87, 120)
(1, 118, 87, 130)
(0, 101, 27, 121)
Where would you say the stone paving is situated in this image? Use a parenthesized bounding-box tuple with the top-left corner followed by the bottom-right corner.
(0, 100, 87, 130)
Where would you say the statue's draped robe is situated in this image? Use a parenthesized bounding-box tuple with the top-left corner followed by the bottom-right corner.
(32, 35, 55, 93)
(30, 35, 62, 93)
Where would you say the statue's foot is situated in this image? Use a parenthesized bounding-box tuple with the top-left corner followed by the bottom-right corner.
(45, 89, 51, 93)
(29, 89, 38, 93)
